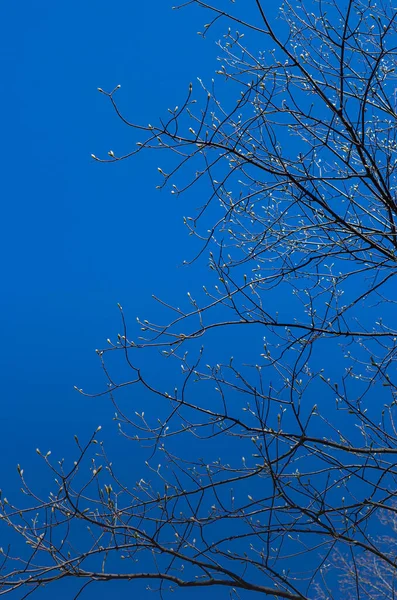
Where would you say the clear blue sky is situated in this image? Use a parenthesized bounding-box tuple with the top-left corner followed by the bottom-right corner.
(0, 7, 213, 455)
(0, 3, 225, 597)
(0, 1, 382, 598)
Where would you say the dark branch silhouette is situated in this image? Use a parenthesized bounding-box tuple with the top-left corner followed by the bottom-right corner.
(2, 1, 397, 598)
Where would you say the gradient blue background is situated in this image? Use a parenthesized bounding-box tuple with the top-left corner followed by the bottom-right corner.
(0, 8, 210, 454)
(0, 1, 365, 598)
(0, 3, 221, 598)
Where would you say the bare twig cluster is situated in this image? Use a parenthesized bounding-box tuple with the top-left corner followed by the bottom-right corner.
(2, 1, 397, 598)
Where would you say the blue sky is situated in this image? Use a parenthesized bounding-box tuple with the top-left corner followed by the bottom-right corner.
(1, 1, 392, 598)
(0, 0, 281, 454)
(2, 1, 285, 598)
(0, 5, 211, 452)
(0, 3, 223, 597)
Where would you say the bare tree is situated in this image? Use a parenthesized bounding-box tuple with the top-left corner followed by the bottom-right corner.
(2, 0, 397, 598)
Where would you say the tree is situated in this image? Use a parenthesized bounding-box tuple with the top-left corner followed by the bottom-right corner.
(2, 0, 397, 598)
